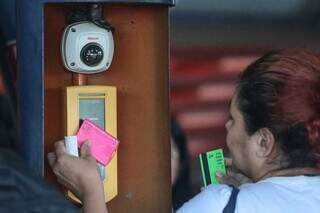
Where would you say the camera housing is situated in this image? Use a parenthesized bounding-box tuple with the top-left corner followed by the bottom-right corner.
(61, 21, 114, 74)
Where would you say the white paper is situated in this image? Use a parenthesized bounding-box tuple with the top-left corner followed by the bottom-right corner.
(65, 136, 79, 157)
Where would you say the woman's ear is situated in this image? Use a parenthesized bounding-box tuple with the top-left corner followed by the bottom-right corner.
(255, 128, 275, 158)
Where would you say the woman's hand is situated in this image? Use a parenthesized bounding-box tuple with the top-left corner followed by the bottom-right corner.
(47, 140, 102, 200)
(216, 157, 252, 187)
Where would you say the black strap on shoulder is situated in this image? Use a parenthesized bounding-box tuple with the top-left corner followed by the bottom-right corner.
(222, 185, 240, 213)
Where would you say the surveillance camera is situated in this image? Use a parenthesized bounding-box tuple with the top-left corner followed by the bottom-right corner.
(61, 21, 114, 74)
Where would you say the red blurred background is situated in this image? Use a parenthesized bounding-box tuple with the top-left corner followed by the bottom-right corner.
(170, 48, 264, 192)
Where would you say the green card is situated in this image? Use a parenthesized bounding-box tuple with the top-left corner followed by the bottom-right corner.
(199, 149, 226, 186)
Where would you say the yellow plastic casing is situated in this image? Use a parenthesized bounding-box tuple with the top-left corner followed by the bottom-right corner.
(64, 85, 117, 203)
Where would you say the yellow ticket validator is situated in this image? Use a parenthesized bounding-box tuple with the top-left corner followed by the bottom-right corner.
(64, 85, 117, 203)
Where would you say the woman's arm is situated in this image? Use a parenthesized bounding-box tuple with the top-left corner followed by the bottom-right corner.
(48, 140, 108, 213)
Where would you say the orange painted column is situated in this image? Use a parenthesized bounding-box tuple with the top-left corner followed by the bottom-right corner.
(44, 3, 171, 212)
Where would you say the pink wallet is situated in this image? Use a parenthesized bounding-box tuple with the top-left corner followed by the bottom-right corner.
(77, 119, 119, 166)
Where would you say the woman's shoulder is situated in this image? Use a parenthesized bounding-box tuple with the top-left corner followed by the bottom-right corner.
(176, 179, 303, 213)
(176, 184, 233, 213)
(241, 175, 320, 191)
(236, 176, 320, 212)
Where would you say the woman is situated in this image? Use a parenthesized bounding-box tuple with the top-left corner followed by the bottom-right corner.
(178, 49, 320, 212)
(49, 49, 320, 213)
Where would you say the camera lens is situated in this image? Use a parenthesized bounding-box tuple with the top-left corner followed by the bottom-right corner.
(80, 43, 104, 67)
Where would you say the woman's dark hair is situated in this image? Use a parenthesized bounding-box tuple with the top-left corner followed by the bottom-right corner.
(171, 117, 192, 211)
(236, 49, 320, 168)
